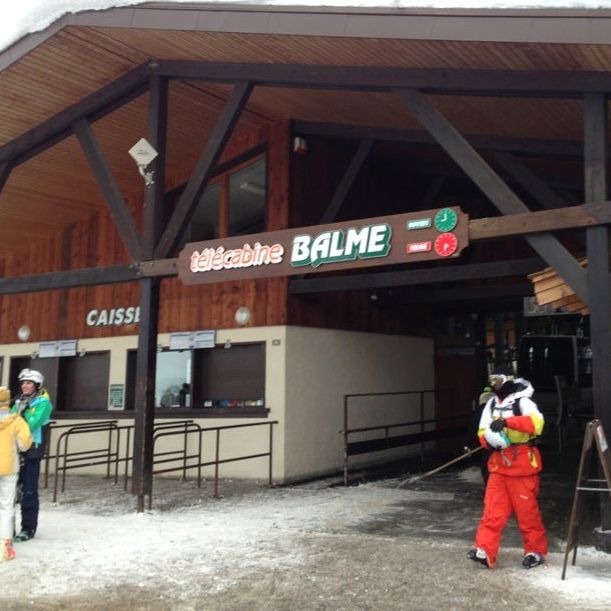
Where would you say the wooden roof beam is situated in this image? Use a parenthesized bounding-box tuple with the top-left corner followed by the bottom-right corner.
(293, 120, 585, 159)
(395, 87, 589, 304)
(289, 202, 611, 294)
(290, 258, 544, 295)
(319, 139, 373, 224)
(0, 264, 138, 295)
(489, 152, 570, 209)
(0, 162, 11, 196)
(379, 282, 534, 305)
(73, 119, 142, 261)
(0, 63, 150, 168)
(142, 75, 168, 260)
(0, 258, 178, 296)
(155, 81, 254, 259)
(153, 61, 611, 98)
(584, 93, 611, 441)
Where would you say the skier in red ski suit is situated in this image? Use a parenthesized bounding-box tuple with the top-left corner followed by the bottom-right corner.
(467, 371, 548, 569)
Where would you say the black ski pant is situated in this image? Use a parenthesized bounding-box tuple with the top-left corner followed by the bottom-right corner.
(18, 457, 41, 535)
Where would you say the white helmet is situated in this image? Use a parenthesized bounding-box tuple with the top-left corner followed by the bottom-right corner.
(18, 368, 44, 386)
(484, 427, 511, 450)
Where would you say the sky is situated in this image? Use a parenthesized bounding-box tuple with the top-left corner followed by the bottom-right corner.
(3, 0, 611, 54)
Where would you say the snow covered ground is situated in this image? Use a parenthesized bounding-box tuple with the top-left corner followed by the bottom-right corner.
(0, 468, 610, 610)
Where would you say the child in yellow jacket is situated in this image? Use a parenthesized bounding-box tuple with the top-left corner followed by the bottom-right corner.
(0, 386, 32, 561)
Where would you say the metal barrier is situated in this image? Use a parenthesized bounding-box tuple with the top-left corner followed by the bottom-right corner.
(148, 420, 278, 509)
(48, 418, 278, 508)
(44, 420, 119, 489)
(52, 420, 122, 501)
(342, 389, 468, 485)
(152, 420, 202, 482)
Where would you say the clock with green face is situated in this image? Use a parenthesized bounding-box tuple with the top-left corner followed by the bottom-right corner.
(434, 207, 458, 232)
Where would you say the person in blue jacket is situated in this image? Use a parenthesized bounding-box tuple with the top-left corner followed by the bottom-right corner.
(11, 368, 53, 542)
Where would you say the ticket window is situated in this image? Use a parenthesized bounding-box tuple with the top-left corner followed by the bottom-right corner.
(192, 343, 265, 411)
(125, 349, 192, 410)
(125, 343, 266, 414)
(9, 352, 109, 412)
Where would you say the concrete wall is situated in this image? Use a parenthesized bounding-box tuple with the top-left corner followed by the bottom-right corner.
(1, 326, 288, 482)
(3, 325, 435, 485)
(283, 327, 434, 482)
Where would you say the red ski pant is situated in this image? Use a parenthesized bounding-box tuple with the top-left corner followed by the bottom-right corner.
(475, 472, 547, 567)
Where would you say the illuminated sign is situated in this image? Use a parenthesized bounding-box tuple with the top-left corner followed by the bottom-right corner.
(178, 207, 468, 285)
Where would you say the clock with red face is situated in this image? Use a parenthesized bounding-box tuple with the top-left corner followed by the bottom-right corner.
(434, 232, 458, 257)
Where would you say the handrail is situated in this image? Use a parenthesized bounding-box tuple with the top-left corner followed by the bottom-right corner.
(44, 420, 119, 488)
(49, 418, 278, 509)
(345, 415, 463, 435)
(52, 421, 121, 501)
(147, 420, 278, 509)
(342, 388, 466, 485)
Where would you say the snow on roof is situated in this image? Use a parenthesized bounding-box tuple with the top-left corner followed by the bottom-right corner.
(2, 1, 611, 55)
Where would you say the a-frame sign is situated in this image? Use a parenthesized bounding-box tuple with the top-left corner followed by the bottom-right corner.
(562, 419, 611, 579)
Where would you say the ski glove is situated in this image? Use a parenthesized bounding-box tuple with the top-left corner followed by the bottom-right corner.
(490, 418, 506, 432)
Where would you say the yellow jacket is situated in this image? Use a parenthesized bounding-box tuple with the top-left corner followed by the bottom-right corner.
(0, 408, 32, 476)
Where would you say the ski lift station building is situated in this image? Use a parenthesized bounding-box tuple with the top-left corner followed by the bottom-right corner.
(0, 3, 610, 540)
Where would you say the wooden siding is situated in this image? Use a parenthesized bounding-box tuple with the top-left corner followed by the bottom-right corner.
(0, 123, 290, 343)
(2, 21, 611, 257)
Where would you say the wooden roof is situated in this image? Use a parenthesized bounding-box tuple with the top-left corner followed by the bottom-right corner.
(528, 259, 590, 315)
(1, 4, 611, 259)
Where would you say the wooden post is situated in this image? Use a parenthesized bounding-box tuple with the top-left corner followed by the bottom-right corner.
(583, 93, 611, 542)
(132, 75, 167, 511)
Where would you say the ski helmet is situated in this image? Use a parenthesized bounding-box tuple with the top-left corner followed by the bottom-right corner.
(484, 427, 511, 450)
(18, 368, 44, 387)
(489, 365, 514, 390)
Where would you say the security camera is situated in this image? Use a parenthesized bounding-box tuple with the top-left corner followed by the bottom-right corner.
(128, 138, 158, 186)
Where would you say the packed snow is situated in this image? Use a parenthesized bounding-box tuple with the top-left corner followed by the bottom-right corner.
(0, 471, 609, 609)
(2, 1, 611, 603)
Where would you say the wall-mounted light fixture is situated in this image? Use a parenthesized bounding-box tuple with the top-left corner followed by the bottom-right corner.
(17, 325, 31, 342)
(234, 306, 251, 326)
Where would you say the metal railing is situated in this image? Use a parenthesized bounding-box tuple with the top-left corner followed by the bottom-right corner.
(148, 420, 277, 509)
(44, 420, 118, 489)
(342, 388, 468, 485)
(47, 418, 278, 508)
(52, 420, 125, 501)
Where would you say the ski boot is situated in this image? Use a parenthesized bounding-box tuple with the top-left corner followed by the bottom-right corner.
(522, 552, 545, 569)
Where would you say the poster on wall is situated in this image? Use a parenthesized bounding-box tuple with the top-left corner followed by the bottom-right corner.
(109, 384, 124, 410)
(169, 330, 215, 350)
(38, 339, 77, 358)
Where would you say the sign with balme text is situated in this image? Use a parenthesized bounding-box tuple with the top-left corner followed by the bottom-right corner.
(178, 207, 468, 285)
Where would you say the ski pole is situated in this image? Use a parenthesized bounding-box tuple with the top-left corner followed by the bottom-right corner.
(396, 446, 483, 488)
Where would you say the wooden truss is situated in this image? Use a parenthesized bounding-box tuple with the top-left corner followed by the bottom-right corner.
(0, 60, 609, 510)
